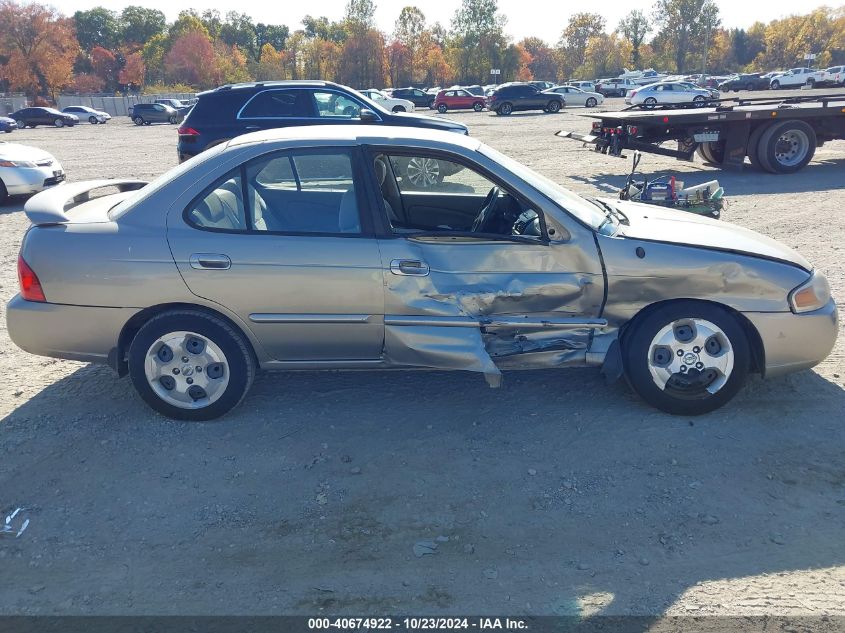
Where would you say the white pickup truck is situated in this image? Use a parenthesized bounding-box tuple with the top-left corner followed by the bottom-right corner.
(821, 65, 845, 87)
(769, 68, 825, 89)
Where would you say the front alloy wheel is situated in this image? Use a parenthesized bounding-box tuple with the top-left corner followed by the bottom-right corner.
(128, 310, 254, 421)
(405, 157, 442, 188)
(54, 118, 64, 127)
(623, 301, 750, 415)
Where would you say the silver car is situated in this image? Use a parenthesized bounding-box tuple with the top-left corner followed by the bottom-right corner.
(7, 126, 837, 420)
(625, 82, 718, 108)
(546, 85, 604, 108)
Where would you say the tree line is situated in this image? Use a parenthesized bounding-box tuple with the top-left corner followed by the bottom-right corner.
(1, 0, 844, 100)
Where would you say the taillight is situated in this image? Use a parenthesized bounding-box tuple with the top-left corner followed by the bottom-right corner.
(592, 121, 601, 131)
(177, 126, 199, 137)
(630, 90, 638, 97)
(18, 255, 45, 302)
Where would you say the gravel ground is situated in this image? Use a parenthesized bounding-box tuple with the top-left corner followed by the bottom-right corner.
(0, 91, 843, 618)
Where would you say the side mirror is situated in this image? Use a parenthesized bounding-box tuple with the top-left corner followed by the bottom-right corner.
(360, 108, 377, 122)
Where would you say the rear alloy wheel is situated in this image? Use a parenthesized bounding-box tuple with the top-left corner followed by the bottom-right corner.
(498, 102, 513, 115)
(133, 116, 144, 126)
(643, 97, 658, 109)
(89, 116, 98, 124)
(437, 103, 448, 113)
(392, 105, 406, 112)
(585, 97, 597, 108)
(547, 100, 561, 113)
(405, 157, 442, 189)
(473, 101, 484, 112)
(128, 310, 255, 421)
(54, 118, 64, 127)
(757, 119, 816, 174)
(623, 301, 750, 415)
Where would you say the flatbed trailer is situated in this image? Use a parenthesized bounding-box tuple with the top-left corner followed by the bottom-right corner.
(557, 93, 845, 174)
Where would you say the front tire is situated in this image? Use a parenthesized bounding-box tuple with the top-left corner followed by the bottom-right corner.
(585, 97, 597, 108)
(133, 116, 144, 126)
(756, 119, 816, 174)
(54, 118, 64, 127)
(643, 97, 657, 109)
(473, 101, 483, 112)
(497, 102, 513, 115)
(128, 310, 255, 421)
(15, 119, 25, 129)
(693, 95, 707, 107)
(0, 179, 8, 205)
(623, 301, 750, 416)
(771, 80, 780, 90)
(547, 100, 561, 113)
(89, 116, 98, 124)
(437, 103, 448, 113)
(392, 105, 406, 112)
(168, 115, 178, 124)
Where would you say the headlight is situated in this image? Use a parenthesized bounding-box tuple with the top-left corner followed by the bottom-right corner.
(0, 160, 36, 168)
(789, 271, 831, 313)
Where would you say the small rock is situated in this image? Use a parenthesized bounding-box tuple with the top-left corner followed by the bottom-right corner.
(413, 541, 438, 557)
(340, 455, 352, 463)
(576, 562, 590, 571)
(315, 493, 328, 505)
(13, 390, 23, 397)
(349, 466, 362, 475)
(463, 544, 475, 554)
(435, 535, 449, 543)
(527, 468, 537, 476)
(769, 533, 785, 545)
(688, 481, 702, 489)
(639, 557, 650, 566)
(699, 514, 720, 525)
(483, 568, 498, 580)
(28, 585, 45, 594)
(402, 580, 411, 587)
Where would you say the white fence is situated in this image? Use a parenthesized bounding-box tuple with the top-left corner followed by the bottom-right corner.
(0, 95, 28, 116)
(55, 93, 197, 117)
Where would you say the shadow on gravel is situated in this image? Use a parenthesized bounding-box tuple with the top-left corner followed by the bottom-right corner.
(1, 363, 844, 618)
(0, 198, 26, 216)
(570, 158, 845, 197)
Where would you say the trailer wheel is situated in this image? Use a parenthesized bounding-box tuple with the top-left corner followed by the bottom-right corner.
(756, 120, 816, 174)
(696, 141, 726, 165)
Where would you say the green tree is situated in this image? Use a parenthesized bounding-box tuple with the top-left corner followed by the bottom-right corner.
(302, 16, 346, 44)
(557, 12, 605, 76)
(73, 7, 120, 51)
(449, 0, 507, 83)
(169, 10, 209, 41)
(120, 6, 166, 45)
(220, 11, 259, 60)
(651, 0, 720, 73)
(617, 10, 651, 68)
(256, 23, 290, 51)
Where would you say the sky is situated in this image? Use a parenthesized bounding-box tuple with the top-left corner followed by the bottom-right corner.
(50, 0, 836, 44)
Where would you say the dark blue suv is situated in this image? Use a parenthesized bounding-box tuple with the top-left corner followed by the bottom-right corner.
(177, 81, 468, 162)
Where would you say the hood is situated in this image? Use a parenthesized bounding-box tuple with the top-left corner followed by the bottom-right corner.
(609, 199, 811, 271)
(390, 111, 468, 133)
(0, 143, 56, 163)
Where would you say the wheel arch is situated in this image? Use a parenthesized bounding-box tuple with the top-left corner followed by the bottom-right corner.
(113, 302, 261, 377)
(618, 298, 766, 376)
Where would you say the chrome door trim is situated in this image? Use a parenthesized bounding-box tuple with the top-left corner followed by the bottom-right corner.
(385, 315, 607, 329)
(249, 313, 374, 324)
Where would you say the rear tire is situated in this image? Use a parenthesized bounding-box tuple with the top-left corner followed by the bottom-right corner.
(437, 103, 448, 113)
(498, 102, 513, 115)
(746, 123, 771, 170)
(643, 97, 657, 109)
(473, 101, 483, 112)
(623, 301, 750, 416)
(133, 116, 144, 126)
(585, 97, 597, 108)
(756, 119, 816, 174)
(696, 141, 726, 165)
(128, 310, 255, 421)
(771, 80, 780, 90)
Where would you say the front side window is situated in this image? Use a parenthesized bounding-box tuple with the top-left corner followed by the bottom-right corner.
(313, 91, 364, 119)
(370, 151, 544, 240)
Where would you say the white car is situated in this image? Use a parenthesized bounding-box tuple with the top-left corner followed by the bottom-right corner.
(770, 68, 825, 89)
(0, 142, 65, 204)
(566, 80, 596, 93)
(61, 105, 111, 124)
(821, 65, 845, 87)
(625, 82, 717, 108)
(547, 85, 604, 108)
(359, 89, 415, 113)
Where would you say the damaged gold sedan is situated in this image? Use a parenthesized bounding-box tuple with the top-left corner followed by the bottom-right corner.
(7, 126, 837, 420)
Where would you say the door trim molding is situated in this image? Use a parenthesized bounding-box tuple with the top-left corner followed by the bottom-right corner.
(385, 315, 607, 329)
(249, 313, 374, 324)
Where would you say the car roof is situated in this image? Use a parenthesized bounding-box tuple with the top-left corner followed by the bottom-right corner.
(228, 124, 482, 151)
(197, 80, 334, 98)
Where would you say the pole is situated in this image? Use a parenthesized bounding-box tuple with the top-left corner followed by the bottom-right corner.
(701, 22, 711, 85)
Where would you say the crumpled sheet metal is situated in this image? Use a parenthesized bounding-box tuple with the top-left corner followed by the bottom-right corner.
(384, 324, 503, 387)
(1, 507, 30, 538)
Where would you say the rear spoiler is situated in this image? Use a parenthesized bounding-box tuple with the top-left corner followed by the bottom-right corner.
(24, 180, 148, 225)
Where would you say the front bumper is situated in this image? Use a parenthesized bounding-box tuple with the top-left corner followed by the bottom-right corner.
(6, 295, 140, 365)
(0, 163, 65, 196)
(744, 299, 838, 377)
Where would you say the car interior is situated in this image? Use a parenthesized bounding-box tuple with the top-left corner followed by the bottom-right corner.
(373, 153, 543, 239)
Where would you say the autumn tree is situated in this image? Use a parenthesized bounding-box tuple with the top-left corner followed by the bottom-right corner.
(141, 33, 167, 83)
(69, 72, 105, 93)
(651, 0, 720, 72)
(118, 51, 145, 89)
(449, 0, 507, 83)
(255, 43, 285, 81)
(617, 10, 651, 68)
(338, 0, 385, 87)
(90, 45, 118, 89)
(557, 13, 606, 78)
(519, 37, 558, 82)
(164, 30, 219, 88)
(0, 1, 79, 99)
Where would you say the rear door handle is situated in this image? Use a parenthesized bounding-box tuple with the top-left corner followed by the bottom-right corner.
(390, 259, 430, 276)
(189, 253, 231, 270)
(244, 125, 261, 131)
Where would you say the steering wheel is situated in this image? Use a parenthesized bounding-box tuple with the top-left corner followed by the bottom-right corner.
(471, 186, 500, 233)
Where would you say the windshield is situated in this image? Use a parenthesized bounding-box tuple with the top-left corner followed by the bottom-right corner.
(479, 145, 607, 230)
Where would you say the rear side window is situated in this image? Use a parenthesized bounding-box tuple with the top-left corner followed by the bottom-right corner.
(188, 90, 246, 123)
(240, 89, 312, 118)
(186, 172, 248, 232)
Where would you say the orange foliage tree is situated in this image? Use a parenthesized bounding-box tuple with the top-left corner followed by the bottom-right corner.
(0, 0, 79, 99)
(119, 52, 145, 90)
(164, 30, 220, 89)
(90, 45, 119, 88)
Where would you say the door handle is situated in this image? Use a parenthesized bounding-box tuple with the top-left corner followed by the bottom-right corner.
(189, 253, 231, 270)
(244, 125, 260, 131)
(390, 259, 430, 276)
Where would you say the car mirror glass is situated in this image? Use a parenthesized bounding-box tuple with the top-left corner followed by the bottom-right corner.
(360, 108, 377, 122)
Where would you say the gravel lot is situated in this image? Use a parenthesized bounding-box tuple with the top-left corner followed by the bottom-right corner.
(0, 91, 843, 618)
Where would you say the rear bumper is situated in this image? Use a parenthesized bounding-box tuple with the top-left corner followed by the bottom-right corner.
(6, 295, 139, 365)
(744, 299, 838, 377)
